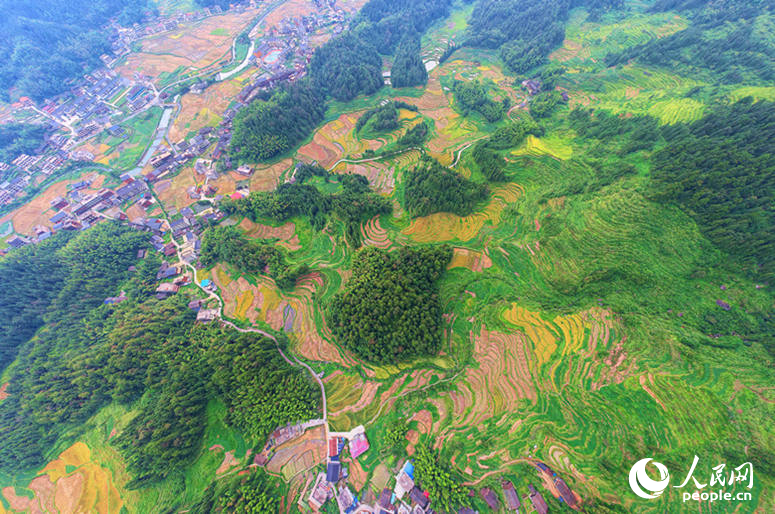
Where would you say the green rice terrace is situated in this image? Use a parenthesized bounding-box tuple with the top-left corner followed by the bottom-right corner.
(0, 0, 774, 513)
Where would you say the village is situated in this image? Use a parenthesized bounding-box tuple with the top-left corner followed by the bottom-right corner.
(241, 417, 582, 514)
(0, 0, 353, 229)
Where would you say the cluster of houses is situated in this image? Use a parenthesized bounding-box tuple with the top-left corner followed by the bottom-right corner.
(301, 446, 577, 514)
(42, 69, 131, 133)
(0, 175, 31, 207)
(306, 427, 379, 513)
(144, 125, 227, 185)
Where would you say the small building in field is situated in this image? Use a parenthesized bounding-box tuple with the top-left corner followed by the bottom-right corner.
(236, 164, 254, 176)
(309, 472, 332, 510)
(196, 309, 218, 323)
(5, 235, 30, 249)
(528, 485, 548, 514)
(501, 480, 520, 511)
(326, 459, 341, 483)
(480, 488, 500, 511)
(155, 282, 179, 299)
(377, 487, 395, 513)
(348, 429, 370, 459)
(555, 477, 578, 507)
(329, 437, 341, 458)
(409, 486, 429, 509)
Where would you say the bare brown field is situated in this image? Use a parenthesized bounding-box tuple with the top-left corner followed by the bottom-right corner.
(328, 379, 380, 418)
(549, 40, 590, 62)
(261, 0, 316, 29)
(347, 460, 368, 491)
(360, 215, 392, 249)
(266, 426, 326, 480)
(469, 327, 538, 413)
(249, 159, 293, 191)
(333, 160, 395, 193)
(297, 112, 385, 168)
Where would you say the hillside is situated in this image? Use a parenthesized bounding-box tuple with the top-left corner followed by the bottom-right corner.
(0, 0, 773, 513)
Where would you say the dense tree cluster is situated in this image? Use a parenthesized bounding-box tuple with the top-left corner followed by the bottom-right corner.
(605, 1, 775, 83)
(650, 99, 775, 282)
(293, 162, 329, 183)
(113, 364, 207, 488)
(414, 444, 471, 513)
(229, 81, 326, 163)
(404, 156, 488, 217)
(221, 174, 391, 247)
(465, 0, 569, 73)
(0, 224, 318, 483)
(0, 234, 71, 369)
(530, 90, 566, 119)
(310, 33, 383, 102)
(329, 245, 452, 363)
(190, 469, 280, 513)
(398, 120, 431, 148)
(487, 117, 542, 150)
(468, 117, 543, 182)
(452, 80, 510, 122)
(0, 0, 153, 101)
(200, 226, 309, 290)
(0, 224, 151, 470)
(569, 107, 661, 155)
(391, 36, 429, 88)
(355, 0, 452, 54)
(233, 0, 450, 162)
(0, 123, 47, 163)
(209, 333, 317, 443)
(471, 141, 507, 181)
(356, 101, 419, 134)
(465, 0, 622, 73)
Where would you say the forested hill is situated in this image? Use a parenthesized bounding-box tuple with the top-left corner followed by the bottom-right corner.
(231, 0, 453, 163)
(465, 0, 623, 73)
(606, 0, 775, 82)
(0, 0, 153, 101)
(651, 99, 775, 283)
(0, 223, 318, 482)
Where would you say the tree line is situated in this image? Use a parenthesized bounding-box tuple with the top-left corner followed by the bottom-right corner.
(605, 0, 775, 84)
(356, 101, 419, 134)
(470, 117, 543, 181)
(229, 81, 326, 163)
(230, 0, 452, 163)
(452, 79, 510, 122)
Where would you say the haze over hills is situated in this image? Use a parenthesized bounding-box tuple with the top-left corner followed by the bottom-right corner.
(0, 0, 773, 513)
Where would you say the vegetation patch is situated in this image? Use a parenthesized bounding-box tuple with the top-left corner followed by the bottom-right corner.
(329, 246, 452, 363)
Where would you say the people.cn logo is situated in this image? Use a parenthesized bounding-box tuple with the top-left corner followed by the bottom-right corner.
(629, 458, 671, 499)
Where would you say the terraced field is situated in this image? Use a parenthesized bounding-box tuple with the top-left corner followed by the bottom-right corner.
(3, 1, 774, 513)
